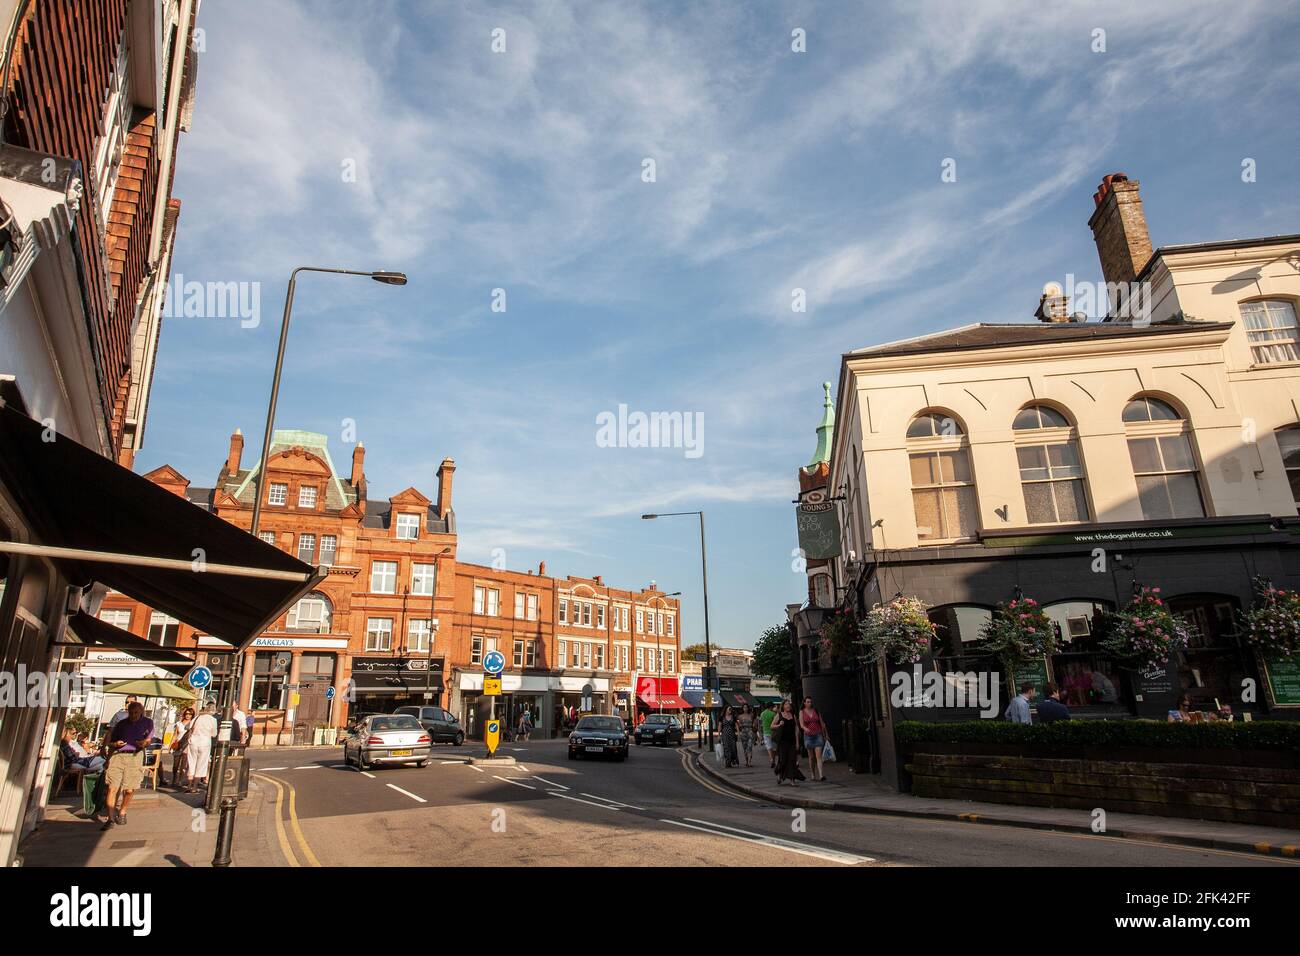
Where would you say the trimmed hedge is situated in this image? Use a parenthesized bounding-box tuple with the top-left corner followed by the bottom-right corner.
(894, 719, 1300, 751)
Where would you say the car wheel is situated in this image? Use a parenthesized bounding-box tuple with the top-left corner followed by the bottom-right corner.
(454, 732, 464, 746)
(568, 748, 576, 760)
(635, 738, 641, 746)
(416, 759, 429, 768)
(357, 752, 369, 770)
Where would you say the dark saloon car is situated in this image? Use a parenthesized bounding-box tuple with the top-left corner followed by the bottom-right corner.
(394, 705, 466, 746)
(634, 713, 684, 746)
(567, 715, 629, 761)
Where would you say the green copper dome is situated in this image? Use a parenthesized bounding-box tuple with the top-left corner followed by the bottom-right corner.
(808, 381, 834, 467)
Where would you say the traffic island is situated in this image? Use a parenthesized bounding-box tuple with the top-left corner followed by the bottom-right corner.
(469, 755, 517, 766)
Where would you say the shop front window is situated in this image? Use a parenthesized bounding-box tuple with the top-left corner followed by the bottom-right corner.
(252, 651, 292, 709)
(299, 653, 336, 684)
(1168, 594, 1246, 708)
(927, 604, 993, 672)
(1043, 600, 1124, 711)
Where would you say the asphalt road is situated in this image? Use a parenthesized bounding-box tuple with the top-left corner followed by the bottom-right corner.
(245, 740, 1294, 868)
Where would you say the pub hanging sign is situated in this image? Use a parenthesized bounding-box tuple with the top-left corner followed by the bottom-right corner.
(795, 488, 842, 560)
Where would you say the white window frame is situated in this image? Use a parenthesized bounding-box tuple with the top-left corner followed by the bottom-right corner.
(559, 600, 568, 624)
(1241, 299, 1300, 365)
(319, 535, 337, 566)
(370, 560, 398, 594)
(408, 619, 432, 653)
(907, 417, 978, 542)
(298, 485, 318, 509)
(296, 533, 316, 563)
(99, 608, 132, 629)
(287, 594, 330, 632)
(412, 563, 436, 597)
(366, 618, 393, 652)
(396, 513, 421, 540)
(474, 586, 486, 615)
(268, 482, 288, 506)
(258, 531, 277, 546)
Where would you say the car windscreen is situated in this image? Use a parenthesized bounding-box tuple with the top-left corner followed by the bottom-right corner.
(371, 716, 422, 732)
(646, 716, 674, 724)
(576, 717, 623, 732)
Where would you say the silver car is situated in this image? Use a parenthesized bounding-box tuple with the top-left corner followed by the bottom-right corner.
(342, 714, 432, 769)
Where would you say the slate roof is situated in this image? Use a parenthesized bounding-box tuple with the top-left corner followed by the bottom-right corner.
(847, 318, 1235, 360)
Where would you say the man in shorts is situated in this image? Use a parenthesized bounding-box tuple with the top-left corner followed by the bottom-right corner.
(760, 702, 778, 768)
(98, 701, 154, 830)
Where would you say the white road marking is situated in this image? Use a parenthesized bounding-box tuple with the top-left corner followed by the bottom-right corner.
(532, 775, 569, 790)
(386, 783, 427, 803)
(359, 771, 375, 779)
(466, 764, 485, 773)
(514, 764, 529, 773)
(673, 818, 874, 865)
(439, 760, 463, 765)
(329, 764, 348, 768)
(549, 792, 622, 811)
(581, 793, 645, 810)
(494, 775, 536, 790)
(293, 765, 323, 770)
(260, 766, 287, 771)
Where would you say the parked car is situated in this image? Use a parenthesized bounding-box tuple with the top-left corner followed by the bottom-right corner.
(342, 714, 431, 769)
(567, 715, 629, 761)
(394, 705, 466, 746)
(634, 713, 684, 746)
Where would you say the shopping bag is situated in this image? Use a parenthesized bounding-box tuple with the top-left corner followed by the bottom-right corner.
(714, 742, 723, 761)
(822, 741, 837, 762)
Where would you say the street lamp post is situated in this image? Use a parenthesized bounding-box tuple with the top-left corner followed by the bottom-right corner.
(209, 266, 406, 860)
(641, 512, 713, 750)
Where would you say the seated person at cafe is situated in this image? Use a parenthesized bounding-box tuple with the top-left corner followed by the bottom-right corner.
(60, 727, 105, 773)
(1167, 693, 1195, 722)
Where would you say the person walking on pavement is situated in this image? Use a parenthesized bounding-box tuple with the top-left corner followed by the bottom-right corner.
(184, 704, 219, 792)
(738, 705, 756, 767)
(799, 696, 828, 781)
(760, 702, 777, 768)
(1005, 681, 1036, 725)
(169, 707, 195, 788)
(97, 701, 154, 829)
(720, 706, 739, 768)
(771, 699, 805, 786)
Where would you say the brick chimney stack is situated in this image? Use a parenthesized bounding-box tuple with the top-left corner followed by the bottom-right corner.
(538, 561, 546, 576)
(1088, 173, 1153, 288)
(437, 458, 456, 518)
(1034, 283, 1071, 323)
(351, 442, 365, 485)
(226, 428, 244, 475)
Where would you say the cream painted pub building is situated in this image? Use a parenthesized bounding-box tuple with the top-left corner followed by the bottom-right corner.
(804, 174, 1300, 782)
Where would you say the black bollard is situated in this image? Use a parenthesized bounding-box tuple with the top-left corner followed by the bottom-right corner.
(211, 794, 238, 867)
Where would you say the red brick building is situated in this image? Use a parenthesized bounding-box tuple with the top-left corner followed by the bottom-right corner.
(95, 428, 682, 742)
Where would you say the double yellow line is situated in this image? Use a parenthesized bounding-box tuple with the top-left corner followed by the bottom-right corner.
(252, 772, 321, 867)
(679, 748, 758, 802)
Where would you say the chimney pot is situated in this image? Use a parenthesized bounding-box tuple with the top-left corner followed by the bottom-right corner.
(436, 457, 455, 518)
(350, 443, 365, 486)
(1088, 172, 1153, 291)
(538, 560, 546, 576)
(226, 429, 245, 476)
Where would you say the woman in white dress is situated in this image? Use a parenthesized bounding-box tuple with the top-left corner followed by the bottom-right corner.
(184, 705, 218, 792)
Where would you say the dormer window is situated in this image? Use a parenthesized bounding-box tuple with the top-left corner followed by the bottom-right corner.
(396, 513, 420, 540)
(267, 482, 288, 506)
(298, 485, 318, 509)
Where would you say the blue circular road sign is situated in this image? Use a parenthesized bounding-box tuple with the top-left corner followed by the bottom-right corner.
(326, 686, 336, 700)
(186, 666, 212, 690)
(483, 650, 506, 675)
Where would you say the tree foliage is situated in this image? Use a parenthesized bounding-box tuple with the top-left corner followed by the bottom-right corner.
(751, 624, 797, 695)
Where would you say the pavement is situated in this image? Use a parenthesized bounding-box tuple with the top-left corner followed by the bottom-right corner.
(691, 743, 1300, 859)
(18, 740, 1298, 867)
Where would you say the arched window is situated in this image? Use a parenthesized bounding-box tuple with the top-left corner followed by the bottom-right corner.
(1240, 299, 1299, 365)
(1122, 396, 1205, 520)
(1278, 428, 1300, 513)
(907, 411, 978, 541)
(286, 591, 332, 633)
(1013, 404, 1088, 524)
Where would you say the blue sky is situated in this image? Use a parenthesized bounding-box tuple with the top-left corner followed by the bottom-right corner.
(138, 0, 1300, 650)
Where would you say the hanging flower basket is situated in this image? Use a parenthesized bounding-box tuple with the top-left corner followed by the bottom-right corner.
(856, 596, 937, 666)
(1239, 578, 1300, 658)
(977, 596, 1057, 673)
(817, 608, 858, 660)
(1100, 586, 1190, 670)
